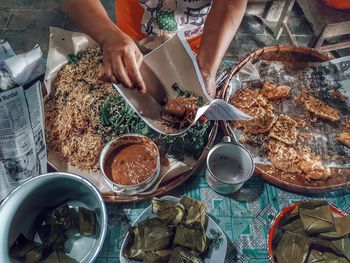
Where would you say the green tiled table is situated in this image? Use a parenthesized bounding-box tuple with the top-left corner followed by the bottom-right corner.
(96, 167, 350, 263)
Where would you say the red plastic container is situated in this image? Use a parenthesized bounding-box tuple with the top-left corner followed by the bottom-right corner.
(319, 0, 350, 10)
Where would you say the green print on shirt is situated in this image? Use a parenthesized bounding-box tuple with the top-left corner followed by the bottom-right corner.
(156, 10, 178, 31)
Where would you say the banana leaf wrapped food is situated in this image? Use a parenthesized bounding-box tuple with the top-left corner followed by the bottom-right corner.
(124, 196, 212, 262)
(174, 224, 209, 253)
(307, 250, 348, 263)
(123, 218, 175, 260)
(299, 201, 335, 234)
(152, 198, 185, 225)
(78, 207, 96, 236)
(10, 234, 44, 263)
(180, 196, 206, 228)
(10, 203, 97, 263)
(168, 246, 203, 263)
(272, 200, 350, 263)
(45, 203, 73, 231)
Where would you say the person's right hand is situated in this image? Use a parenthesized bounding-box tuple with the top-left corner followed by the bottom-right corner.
(99, 31, 146, 94)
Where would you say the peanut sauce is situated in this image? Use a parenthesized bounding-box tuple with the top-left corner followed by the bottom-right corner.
(105, 143, 157, 185)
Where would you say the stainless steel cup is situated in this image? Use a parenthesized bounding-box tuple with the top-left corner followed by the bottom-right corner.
(205, 125, 255, 194)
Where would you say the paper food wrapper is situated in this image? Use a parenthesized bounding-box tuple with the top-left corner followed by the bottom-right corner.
(115, 33, 251, 135)
(44, 27, 200, 195)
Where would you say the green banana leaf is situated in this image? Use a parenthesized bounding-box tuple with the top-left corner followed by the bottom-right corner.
(142, 249, 172, 263)
(319, 216, 350, 239)
(279, 206, 300, 227)
(168, 246, 203, 263)
(78, 207, 96, 236)
(45, 203, 73, 231)
(332, 236, 350, 260)
(42, 250, 78, 263)
(307, 250, 348, 263)
(299, 201, 335, 234)
(174, 224, 208, 253)
(37, 225, 67, 250)
(180, 196, 206, 228)
(123, 226, 145, 261)
(281, 218, 305, 234)
(10, 234, 44, 261)
(152, 198, 185, 225)
(124, 218, 175, 260)
(275, 231, 311, 263)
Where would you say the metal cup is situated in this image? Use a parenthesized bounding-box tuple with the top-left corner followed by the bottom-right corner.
(205, 125, 255, 194)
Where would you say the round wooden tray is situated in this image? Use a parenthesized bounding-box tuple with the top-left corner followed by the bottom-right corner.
(221, 45, 350, 194)
(48, 121, 218, 203)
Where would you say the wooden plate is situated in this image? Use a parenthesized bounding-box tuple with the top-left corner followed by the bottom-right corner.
(221, 45, 350, 194)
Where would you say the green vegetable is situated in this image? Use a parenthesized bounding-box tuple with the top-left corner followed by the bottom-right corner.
(68, 51, 88, 65)
(98, 94, 211, 161)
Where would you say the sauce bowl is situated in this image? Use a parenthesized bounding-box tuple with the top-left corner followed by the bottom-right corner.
(99, 134, 161, 195)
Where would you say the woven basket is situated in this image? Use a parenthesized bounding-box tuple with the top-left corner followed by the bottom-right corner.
(221, 45, 350, 194)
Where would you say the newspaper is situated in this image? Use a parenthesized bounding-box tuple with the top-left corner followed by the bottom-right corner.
(0, 41, 47, 201)
(227, 56, 350, 168)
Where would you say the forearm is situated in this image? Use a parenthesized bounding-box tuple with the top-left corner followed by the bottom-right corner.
(197, 0, 247, 75)
(62, 0, 124, 45)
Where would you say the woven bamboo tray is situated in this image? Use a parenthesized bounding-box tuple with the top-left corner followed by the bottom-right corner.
(221, 45, 350, 194)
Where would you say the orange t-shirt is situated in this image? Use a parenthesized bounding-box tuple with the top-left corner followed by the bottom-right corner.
(116, 0, 212, 52)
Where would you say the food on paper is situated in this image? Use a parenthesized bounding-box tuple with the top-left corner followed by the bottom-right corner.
(266, 140, 332, 180)
(266, 140, 301, 174)
(45, 48, 116, 171)
(235, 107, 277, 134)
(261, 82, 290, 100)
(229, 82, 342, 181)
(160, 84, 204, 130)
(104, 139, 158, 186)
(298, 150, 332, 181)
(271, 200, 350, 263)
(10, 203, 97, 263)
(123, 196, 210, 262)
(45, 48, 211, 171)
(231, 87, 270, 110)
(304, 96, 341, 122)
(269, 115, 298, 145)
(336, 131, 350, 148)
(152, 198, 185, 225)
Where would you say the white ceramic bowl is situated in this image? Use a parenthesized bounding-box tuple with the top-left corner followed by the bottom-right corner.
(0, 172, 108, 263)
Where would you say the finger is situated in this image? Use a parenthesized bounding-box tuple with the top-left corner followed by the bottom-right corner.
(99, 59, 117, 83)
(123, 53, 147, 94)
(112, 58, 133, 88)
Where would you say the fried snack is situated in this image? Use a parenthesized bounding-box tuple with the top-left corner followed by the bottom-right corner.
(304, 96, 340, 122)
(298, 150, 332, 181)
(261, 82, 290, 100)
(160, 97, 198, 129)
(234, 107, 277, 134)
(266, 140, 301, 173)
(336, 132, 350, 148)
(344, 120, 350, 130)
(269, 115, 298, 145)
(231, 88, 271, 110)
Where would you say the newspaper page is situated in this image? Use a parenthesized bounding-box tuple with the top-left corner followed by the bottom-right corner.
(0, 87, 38, 199)
(0, 42, 46, 201)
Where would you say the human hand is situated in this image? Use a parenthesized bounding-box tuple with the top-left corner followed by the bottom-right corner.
(199, 68, 216, 98)
(99, 31, 146, 93)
